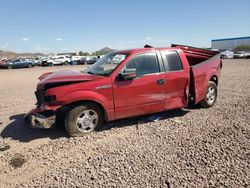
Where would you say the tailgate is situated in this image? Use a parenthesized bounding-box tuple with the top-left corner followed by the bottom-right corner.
(190, 54, 221, 104)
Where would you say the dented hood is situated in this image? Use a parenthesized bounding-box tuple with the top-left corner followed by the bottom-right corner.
(37, 70, 100, 90)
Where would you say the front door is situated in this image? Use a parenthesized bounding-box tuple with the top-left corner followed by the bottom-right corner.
(113, 52, 166, 119)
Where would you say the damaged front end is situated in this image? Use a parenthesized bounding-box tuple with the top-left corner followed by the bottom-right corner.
(25, 88, 63, 129)
(31, 111, 56, 129)
(25, 70, 98, 129)
(25, 108, 57, 129)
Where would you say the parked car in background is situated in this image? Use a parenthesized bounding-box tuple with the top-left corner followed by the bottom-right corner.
(33, 57, 40, 64)
(233, 51, 250, 59)
(71, 56, 84, 61)
(233, 51, 245, 58)
(39, 56, 71, 66)
(87, 57, 99, 64)
(0, 59, 7, 67)
(246, 53, 250, 59)
(242, 51, 250, 59)
(75, 56, 98, 65)
(26, 58, 39, 66)
(70, 56, 85, 65)
(53, 55, 71, 65)
(220, 50, 234, 59)
(0, 58, 36, 69)
(83, 56, 99, 64)
(39, 57, 54, 66)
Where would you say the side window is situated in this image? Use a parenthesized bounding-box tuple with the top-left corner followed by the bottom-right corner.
(165, 51, 183, 71)
(125, 53, 160, 77)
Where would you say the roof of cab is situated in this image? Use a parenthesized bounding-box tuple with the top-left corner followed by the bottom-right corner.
(117, 47, 176, 55)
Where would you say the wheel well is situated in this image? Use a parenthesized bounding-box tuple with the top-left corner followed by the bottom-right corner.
(210, 75, 218, 85)
(62, 100, 108, 122)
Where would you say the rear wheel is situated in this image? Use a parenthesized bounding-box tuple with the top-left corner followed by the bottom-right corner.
(200, 81, 217, 108)
(65, 103, 103, 137)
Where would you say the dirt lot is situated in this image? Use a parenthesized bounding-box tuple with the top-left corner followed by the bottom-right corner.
(0, 60, 249, 187)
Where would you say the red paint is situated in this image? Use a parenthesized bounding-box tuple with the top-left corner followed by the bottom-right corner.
(27, 45, 221, 122)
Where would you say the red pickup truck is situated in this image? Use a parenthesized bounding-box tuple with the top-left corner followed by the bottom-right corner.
(25, 44, 222, 136)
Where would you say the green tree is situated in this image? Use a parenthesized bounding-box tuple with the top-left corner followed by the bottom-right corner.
(92, 51, 105, 56)
(79, 51, 90, 56)
(235, 45, 250, 51)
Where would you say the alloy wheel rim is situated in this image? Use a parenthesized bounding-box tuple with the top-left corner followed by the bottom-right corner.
(76, 109, 98, 133)
(206, 86, 216, 105)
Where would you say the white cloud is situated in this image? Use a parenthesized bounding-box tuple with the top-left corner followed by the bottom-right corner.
(21, 38, 30, 41)
(56, 38, 62, 41)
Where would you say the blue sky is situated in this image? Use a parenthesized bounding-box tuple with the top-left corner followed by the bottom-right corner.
(0, 0, 249, 53)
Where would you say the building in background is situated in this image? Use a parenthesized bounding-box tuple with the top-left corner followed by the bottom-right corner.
(211, 36, 250, 50)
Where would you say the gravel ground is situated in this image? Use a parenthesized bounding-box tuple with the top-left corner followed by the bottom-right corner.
(0, 60, 249, 187)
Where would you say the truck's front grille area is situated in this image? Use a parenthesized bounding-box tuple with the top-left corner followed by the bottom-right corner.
(35, 90, 45, 106)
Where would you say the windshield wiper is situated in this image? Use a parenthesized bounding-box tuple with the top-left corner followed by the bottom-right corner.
(87, 71, 95, 75)
(86, 71, 109, 77)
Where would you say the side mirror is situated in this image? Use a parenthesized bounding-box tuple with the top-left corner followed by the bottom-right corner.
(120, 68, 137, 80)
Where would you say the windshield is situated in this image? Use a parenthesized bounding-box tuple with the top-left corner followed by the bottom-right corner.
(87, 52, 128, 76)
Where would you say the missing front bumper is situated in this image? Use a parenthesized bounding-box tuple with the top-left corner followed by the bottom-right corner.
(27, 112, 56, 129)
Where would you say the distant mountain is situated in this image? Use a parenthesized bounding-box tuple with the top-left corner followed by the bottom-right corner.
(0, 50, 44, 59)
(96, 47, 115, 54)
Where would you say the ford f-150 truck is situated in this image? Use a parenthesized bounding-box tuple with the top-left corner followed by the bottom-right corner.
(25, 44, 222, 136)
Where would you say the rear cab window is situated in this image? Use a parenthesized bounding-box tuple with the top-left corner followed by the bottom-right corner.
(162, 51, 183, 72)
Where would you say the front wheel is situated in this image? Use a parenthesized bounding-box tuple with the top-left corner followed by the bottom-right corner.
(200, 81, 217, 108)
(65, 103, 103, 137)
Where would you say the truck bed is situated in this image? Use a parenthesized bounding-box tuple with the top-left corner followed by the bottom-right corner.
(172, 44, 222, 104)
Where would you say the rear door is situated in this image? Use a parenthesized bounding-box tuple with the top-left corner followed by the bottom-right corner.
(113, 52, 166, 119)
(161, 50, 190, 109)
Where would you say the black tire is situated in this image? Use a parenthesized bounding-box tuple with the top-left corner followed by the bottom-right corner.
(49, 63, 53, 67)
(65, 102, 103, 137)
(27, 64, 33, 68)
(200, 81, 217, 108)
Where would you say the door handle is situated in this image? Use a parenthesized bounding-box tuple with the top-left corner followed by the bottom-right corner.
(157, 79, 165, 85)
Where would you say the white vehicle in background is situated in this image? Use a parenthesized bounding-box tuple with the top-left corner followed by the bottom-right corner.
(71, 56, 85, 61)
(220, 50, 234, 59)
(53, 55, 71, 65)
(233, 51, 246, 59)
(38, 55, 70, 66)
(233, 51, 250, 59)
